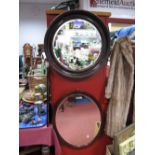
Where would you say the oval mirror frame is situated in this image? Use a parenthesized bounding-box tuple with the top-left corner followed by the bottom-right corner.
(53, 91, 105, 149)
(44, 10, 110, 79)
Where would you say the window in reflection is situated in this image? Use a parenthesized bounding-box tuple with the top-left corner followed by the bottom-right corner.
(52, 19, 102, 71)
(55, 93, 102, 147)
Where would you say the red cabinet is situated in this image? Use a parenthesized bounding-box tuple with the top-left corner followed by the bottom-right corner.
(45, 9, 112, 155)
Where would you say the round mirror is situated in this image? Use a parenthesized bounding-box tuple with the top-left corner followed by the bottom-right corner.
(44, 10, 110, 79)
(54, 92, 103, 148)
(53, 19, 102, 72)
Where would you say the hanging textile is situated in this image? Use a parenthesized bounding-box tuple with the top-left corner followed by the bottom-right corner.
(105, 36, 134, 137)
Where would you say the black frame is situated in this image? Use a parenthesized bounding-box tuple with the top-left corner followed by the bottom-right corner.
(44, 10, 110, 79)
(52, 90, 106, 149)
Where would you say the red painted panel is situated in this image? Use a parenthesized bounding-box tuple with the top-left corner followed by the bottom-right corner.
(47, 15, 57, 27)
(46, 12, 112, 155)
(50, 66, 107, 106)
(108, 17, 135, 24)
(98, 16, 109, 27)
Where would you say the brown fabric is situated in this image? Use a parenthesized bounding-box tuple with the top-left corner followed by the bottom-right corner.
(132, 93, 135, 123)
(105, 37, 134, 137)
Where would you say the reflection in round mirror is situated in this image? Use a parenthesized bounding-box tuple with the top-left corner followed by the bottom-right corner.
(52, 19, 102, 72)
(44, 10, 110, 78)
(55, 92, 102, 148)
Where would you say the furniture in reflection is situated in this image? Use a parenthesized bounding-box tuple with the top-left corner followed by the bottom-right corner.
(45, 10, 112, 155)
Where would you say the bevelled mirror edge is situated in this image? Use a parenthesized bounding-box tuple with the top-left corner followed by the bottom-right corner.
(52, 91, 106, 149)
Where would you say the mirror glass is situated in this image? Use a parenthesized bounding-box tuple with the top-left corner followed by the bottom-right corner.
(52, 19, 102, 71)
(55, 93, 102, 147)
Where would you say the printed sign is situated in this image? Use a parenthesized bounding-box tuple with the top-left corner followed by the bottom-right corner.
(90, 0, 135, 10)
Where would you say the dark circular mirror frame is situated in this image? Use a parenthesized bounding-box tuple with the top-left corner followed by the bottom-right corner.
(44, 10, 110, 79)
(53, 91, 105, 149)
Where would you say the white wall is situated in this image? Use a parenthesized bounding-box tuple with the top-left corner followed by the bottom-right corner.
(79, 0, 135, 19)
(19, 3, 53, 55)
(19, 1, 134, 54)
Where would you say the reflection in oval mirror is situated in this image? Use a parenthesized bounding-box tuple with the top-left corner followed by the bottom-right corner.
(52, 19, 102, 72)
(55, 93, 102, 148)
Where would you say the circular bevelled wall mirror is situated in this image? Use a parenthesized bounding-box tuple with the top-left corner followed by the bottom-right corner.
(44, 10, 110, 79)
(53, 91, 104, 148)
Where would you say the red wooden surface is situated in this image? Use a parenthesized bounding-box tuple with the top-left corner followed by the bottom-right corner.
(46, 11, 112, 155)
(47, 15, 57, 27)
(98, 16, 109, 27)
(50, 66, 107, 106)
(46, 12, 109, 28)
(107, 17, 135, 24)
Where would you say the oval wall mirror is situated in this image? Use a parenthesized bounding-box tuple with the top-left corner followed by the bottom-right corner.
(44, 10, 110, 79)
(54, 92, 103, 148)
